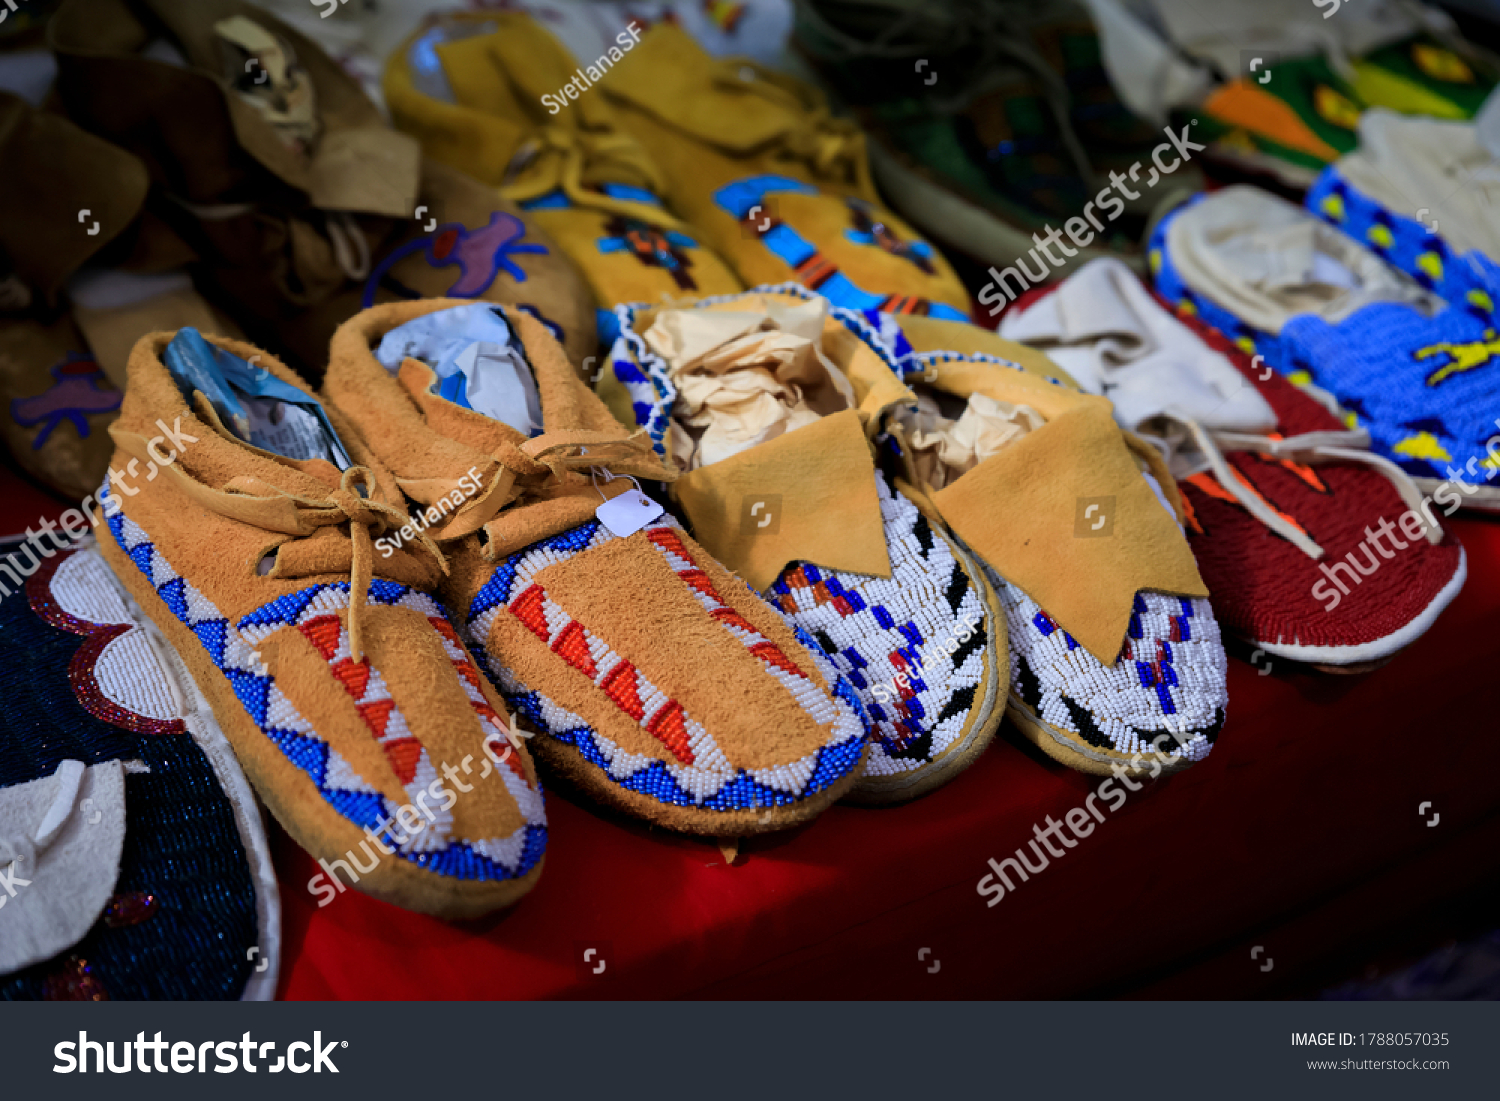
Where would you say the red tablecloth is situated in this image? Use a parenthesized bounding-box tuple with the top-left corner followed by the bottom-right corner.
(5, 455, 1495, 1000)
(266, 518, 1500, 1001)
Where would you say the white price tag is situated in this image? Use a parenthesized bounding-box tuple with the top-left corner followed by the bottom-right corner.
(595, 488, 664, 537)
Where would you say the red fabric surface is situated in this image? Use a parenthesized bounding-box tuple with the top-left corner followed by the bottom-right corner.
(4, 461, 1494, 1000)
(0, 475, 80, 538)
(268, 517, 1500, 1000)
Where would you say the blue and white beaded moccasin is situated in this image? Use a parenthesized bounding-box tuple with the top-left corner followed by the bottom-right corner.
(996, 580, 1228, 776)
(764, 473, 1007, 803)
(1307, 109, 1500, 297)
(1153, 185, 1500, 512)
(868, 312, 1229, 778)
(96, 326, 546, 920)
(596, 284, 1009, 805)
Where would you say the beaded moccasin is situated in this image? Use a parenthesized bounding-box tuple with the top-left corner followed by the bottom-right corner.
(592, 23, 974, 322)
(384, 12, 746, 311)
(325, 298, 868, 835)
(1001, 257, 1468, 673)
(596, 285, 1008, 804)
(95, 326, 545, 919)
(870, 312, 1229, 778)
(1151, 186, 1500, 512)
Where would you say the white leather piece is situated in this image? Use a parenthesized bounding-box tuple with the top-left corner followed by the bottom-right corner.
(1163, 186, 1441, 333)
(1000, 256, 1278, 435)
(0, 759, 125, 975)
(1000, 256, 1445, 557)
(1078, 0, 1214, 122)
(1338, 108, 1500, 265)
(1142, 0, 1443, 76)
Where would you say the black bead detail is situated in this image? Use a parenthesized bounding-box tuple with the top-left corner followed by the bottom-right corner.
(935, 684, 975, 727)
(943, 560, 969, 616)
(1013, 652, 1042, 709)
(912, 513, 934, 559)
(949, 620, 985, 669)
(1060, 693, 1116, 750)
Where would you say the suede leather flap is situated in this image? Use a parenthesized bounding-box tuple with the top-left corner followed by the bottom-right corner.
(923, 358, 1191, 524)
(0, 92, 149, 300)
(420, 32, 529, 183)
(825, 323, 917, 426)
(306, 127, 422, 217)
(601, 25, 792, 149)
(932, 401, 1208, 664)
(672, 408, 889, 591)
(55, 0, 411, 211)
(480, 17, 619, 134)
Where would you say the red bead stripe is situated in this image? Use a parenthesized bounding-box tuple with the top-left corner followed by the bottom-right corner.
(299, 614, 343, 660)
(600, 659, 646, 722)
(645, 700, 695, 765)
(511, 584, 549, 640)
(551, 619, 598, 678)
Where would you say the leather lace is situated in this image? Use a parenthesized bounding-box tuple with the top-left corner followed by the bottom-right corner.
(1155, 407, 1445, 559)
(400, 427, 672, 553)
(502, 126, 690, 230)
(111, 425, 445, 664)
(283, 466, 443, 662)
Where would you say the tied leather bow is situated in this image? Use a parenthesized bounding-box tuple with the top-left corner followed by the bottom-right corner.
(110, 425, 445, 664)
(398, 428, 673, 554)
(268, 465, 445, 663)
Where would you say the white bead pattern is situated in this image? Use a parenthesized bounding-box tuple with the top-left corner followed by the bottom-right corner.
(768, 475, 997, 778)
(992, 568, 1227, 764)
